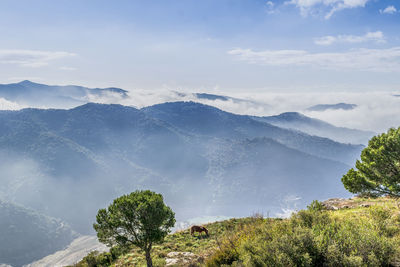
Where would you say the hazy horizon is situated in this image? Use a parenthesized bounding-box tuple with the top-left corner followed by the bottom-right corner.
(0, 0, 398, 93)
(0, 0, 399, 134)
(1, 79, 400, 133)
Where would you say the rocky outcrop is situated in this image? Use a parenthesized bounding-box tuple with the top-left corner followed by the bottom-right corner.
(165, 252, 204, 266)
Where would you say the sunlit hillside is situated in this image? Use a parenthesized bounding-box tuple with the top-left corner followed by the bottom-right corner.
(73, 197, 400, 266)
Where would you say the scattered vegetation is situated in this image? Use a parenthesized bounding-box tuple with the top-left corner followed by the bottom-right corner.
(73, 197, 400, 267)
(72, 216, 268, 266)
(207, 198, 400, 267)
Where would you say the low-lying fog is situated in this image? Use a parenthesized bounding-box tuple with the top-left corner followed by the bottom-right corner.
(0, 85, 390, 266)
(1, 89, 399, 133)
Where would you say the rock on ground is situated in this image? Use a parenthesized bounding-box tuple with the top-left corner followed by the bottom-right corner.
(165, 251, 203, 266)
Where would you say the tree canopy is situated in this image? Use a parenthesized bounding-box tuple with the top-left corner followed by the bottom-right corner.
(93, 190, 175, 267)
(342, 127, 400, 197)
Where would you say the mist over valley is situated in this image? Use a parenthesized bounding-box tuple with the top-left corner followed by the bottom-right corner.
(0, 81, 372, 266)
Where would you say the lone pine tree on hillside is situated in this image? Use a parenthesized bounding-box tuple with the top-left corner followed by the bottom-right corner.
(93, 190, 175, 267)
(342, 127, 400, 198)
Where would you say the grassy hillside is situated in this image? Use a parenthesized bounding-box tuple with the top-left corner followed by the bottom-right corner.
(72, 197, 400, 267)
(71, 217, 264, 267)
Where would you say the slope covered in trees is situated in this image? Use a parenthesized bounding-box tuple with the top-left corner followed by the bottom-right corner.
(255, 112, 375, 145)
(0, 102, 360, 235)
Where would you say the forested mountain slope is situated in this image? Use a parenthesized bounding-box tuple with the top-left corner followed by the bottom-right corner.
(0, 102, 359, 235)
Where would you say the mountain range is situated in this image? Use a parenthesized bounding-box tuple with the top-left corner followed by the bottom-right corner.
(307, 103, 357, 111)
(142, 102, 363, 163)
(0, 80, 128, 108)
(255, 112, 375, 145)
(0, 102, 361, 231)
(0, 82, 370, 266)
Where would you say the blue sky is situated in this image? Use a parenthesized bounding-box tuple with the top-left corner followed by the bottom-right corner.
(0, 0, 399, 92)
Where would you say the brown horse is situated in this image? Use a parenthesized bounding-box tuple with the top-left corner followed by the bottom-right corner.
(190, 225, 209, 237)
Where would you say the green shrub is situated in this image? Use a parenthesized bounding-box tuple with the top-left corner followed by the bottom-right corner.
(82, 251, 98, 267)
(109, 245, 130, 260)
(207, 202, 400, 267)
(239, 223, 316, 267)
(307, 200, 325, 212)
(369, 206, 393, 235)
(206, 232, 241, 267)
(77, 250, 112, 267)
(206, 245, 240, 267)
(206, 218, 265, 267)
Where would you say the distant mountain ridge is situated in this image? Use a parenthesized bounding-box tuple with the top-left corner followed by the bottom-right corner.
(307, 103, 357, 111)
(195, 93, 230, 101)
(142, 101, 362, 164)
(172, 91, 266, 108)
(0, 80, 128, 108)
(255, 112, 375, 145)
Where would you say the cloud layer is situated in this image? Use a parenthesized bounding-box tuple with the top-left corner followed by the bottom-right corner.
(0, 49, 76, 67)
(106, 90, 400, 133)
(77, 88, 400, 133)
(380, 5, 397, 14)
(0, 77, 399, 134)
(2, 86, 400, 133)
(314, 31, 385, 45)
(175, 92, 400, 133)
(286, 0, 369, 19)
(228, 47, 400, 72)
(0, 98, 25, 110)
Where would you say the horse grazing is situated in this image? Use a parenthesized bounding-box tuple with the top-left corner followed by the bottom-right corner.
(190, 225, 209, 237)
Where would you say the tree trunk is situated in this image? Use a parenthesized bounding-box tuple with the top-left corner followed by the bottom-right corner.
(145, 247, 153, 267)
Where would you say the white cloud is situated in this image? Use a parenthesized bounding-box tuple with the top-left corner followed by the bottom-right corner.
(1, 81, 400, 133)
(165, 91, 400, 133)
(301, 93, 400, 132)
(0, 98, 25, 110)
(314, 31, 385, 45)
(287, 0, 369, 19)
(380, 5, 397, 14)
(0, 49, 76, 68)
(266, 1, 274, 8)
(232, 92, 400, 133)
(227, 47, 400, 72)
(265, 1, 276, 14)
(100, 88, 400, 133)
(314, 36, 337, 45)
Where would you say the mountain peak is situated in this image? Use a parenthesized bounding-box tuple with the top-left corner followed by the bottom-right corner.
(18, 80, 40, 86)
(307, 103, 357, 111)
(71, 102, 139, 113)
(276, 112, 307, 120)
(195, 93, 229, 101)
(145, 101, 220, 111)
(259, 112, 312, 124)
(72, 102, 124, 109)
